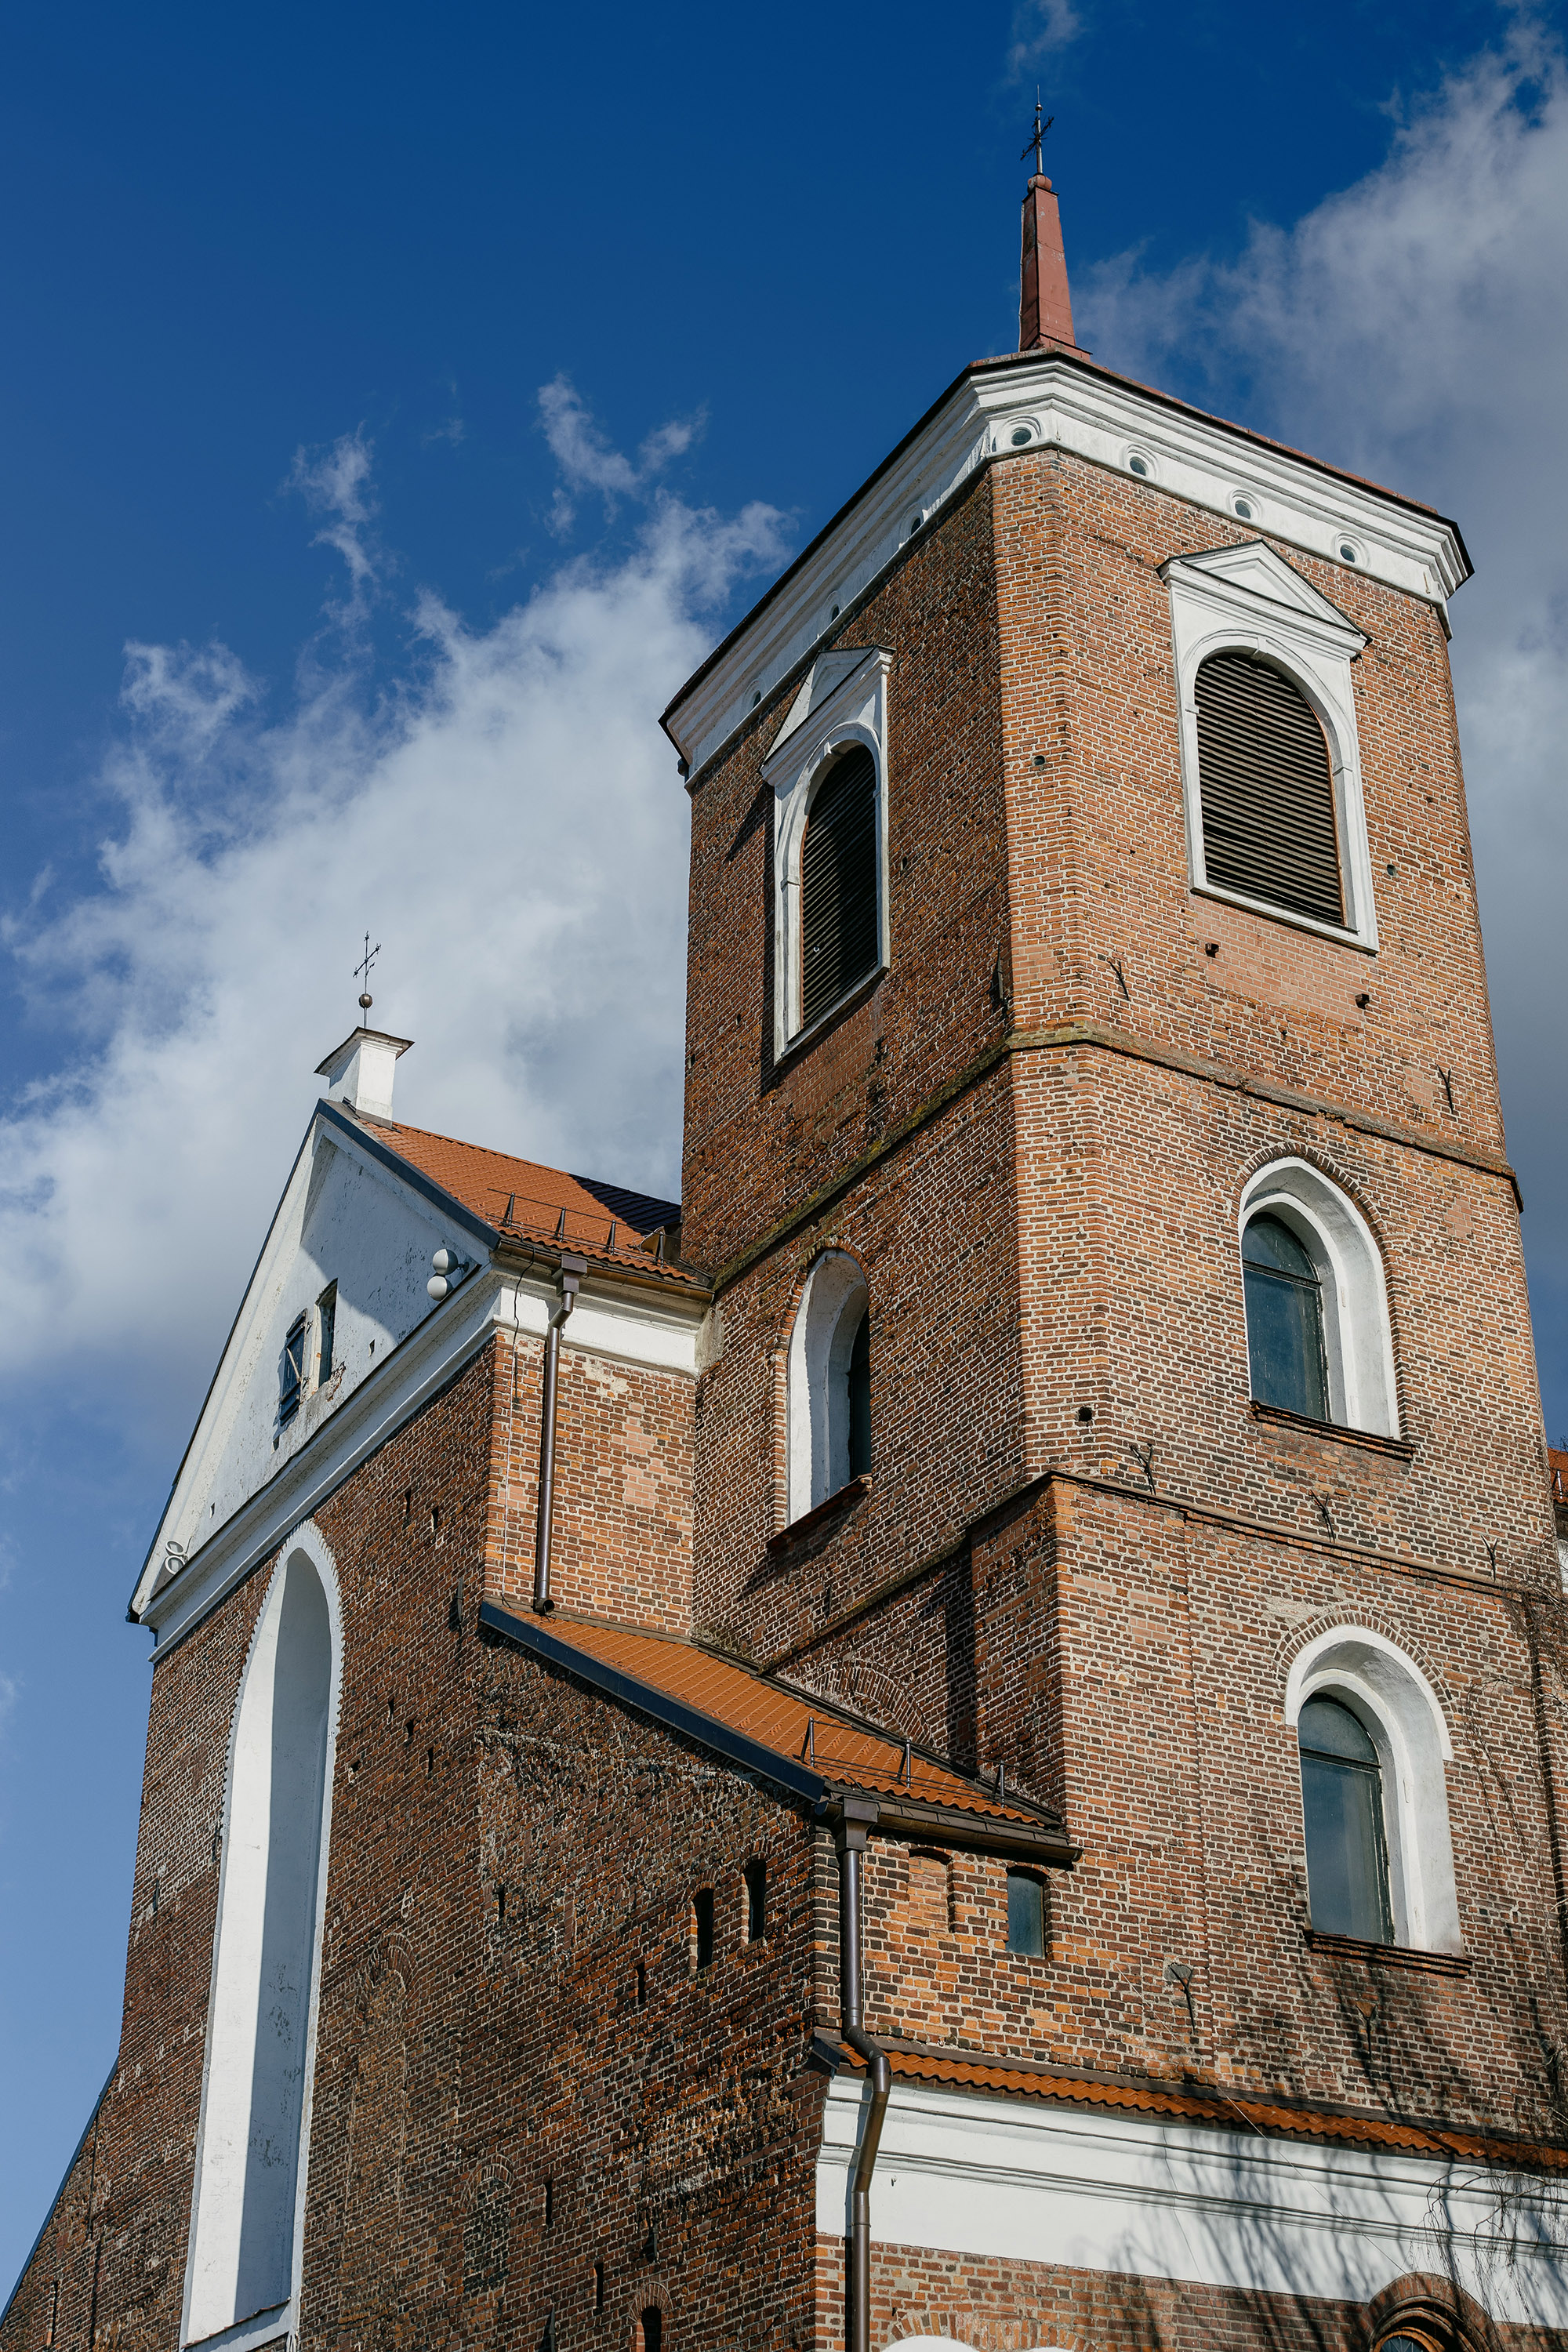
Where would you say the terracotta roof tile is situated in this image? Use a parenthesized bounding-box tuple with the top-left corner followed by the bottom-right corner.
(862, 2047, 1568, 2169)
(1549, 1446, 1568, 1506)
(511, 1611, 1065, 1837)
(341, 1112, 703, 1286)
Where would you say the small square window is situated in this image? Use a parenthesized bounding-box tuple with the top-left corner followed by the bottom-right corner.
(1006, 1870, 1045, 1957)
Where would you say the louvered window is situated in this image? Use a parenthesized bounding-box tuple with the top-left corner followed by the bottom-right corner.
(1196, 652, 1344, 927)
(800, 745, 878, 1030)
(279, 1314, 307, 1425)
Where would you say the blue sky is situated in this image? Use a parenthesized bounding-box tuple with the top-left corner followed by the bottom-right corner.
(3, 0, 1567, 2288)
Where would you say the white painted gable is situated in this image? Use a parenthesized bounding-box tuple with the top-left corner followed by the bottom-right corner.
(134, 1106, 489, 1618)
(1161, 539, 1361, 633)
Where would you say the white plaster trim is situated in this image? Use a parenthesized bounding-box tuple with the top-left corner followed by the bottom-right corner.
(815, 2078, 1568, 2327)
(1163, 545, 1377, 953)
(1285, 1625, 1461, 1953)
(787, 1251, 870, 1518)
(765, 651, 892, 1058)
(180, 1525, 343, 2351)
(1240, 1159, 1399, 1437)
(665, 354, 1466, 777)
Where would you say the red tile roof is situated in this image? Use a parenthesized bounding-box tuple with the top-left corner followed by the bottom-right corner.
(849, 2045, 1568, 2169)
(481, 1605, 1073, 1857)
(1549, 1447, 1568, 1508)
(341, 1112, 703, 1287)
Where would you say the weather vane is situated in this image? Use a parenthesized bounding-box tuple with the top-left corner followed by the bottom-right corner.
(1021, 89, 1054, 178)
(354, 932, 381, 1018)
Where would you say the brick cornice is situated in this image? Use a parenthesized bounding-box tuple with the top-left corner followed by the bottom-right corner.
(706, 1011, 1521, 1303)
(1007, 1021, 1522, 1206)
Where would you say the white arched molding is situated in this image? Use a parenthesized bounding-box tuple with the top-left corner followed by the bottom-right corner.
(1159, 542, 1376, 950)
(1285, 1627, 1460, 1953)
(1240, 1158, 1399, 1437)
(894, 2342, 1073, 2352)
(763, 647, 892, 1058)
(787, 1250, 871, 1522)
(182, 1521, 343, 2352)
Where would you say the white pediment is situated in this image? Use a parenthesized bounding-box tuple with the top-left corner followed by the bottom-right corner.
(771, 647, 884, 764)
(1160, 541, 1366, 649)
(132, 1107, 492, 1621)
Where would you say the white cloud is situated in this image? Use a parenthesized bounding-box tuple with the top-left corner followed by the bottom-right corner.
(0, 401, 787, 1449)
(1079, 18, 1568, 1359)
(285, 428, 382, 601)
(538, 375, 706, 531)
(1006, 0, 1081, 80)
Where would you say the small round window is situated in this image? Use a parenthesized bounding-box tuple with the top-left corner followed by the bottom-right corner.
(1234, 498, 1254, 521)
(1010, 424, 1033, 448)
(1128, 454, 1150, 477)
(1339, 540, 1359, 564)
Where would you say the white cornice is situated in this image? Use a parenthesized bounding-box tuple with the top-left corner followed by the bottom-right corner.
(666, 354, 1468, 781)
(815, 2078, 1568, 2326)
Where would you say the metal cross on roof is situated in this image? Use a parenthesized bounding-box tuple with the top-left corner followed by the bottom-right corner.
(354, 932, 381, 1014)
(1021, 89, 1054, 177)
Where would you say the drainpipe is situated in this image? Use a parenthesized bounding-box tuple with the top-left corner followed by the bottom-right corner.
(531, 1253, 587, 1613)
(836, 1795, 891, 2352)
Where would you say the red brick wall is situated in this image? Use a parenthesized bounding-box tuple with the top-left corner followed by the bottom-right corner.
(484, 1328, 695, 1631)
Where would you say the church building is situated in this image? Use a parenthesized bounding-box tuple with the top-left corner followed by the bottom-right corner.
(6, 165, 1568, 2352)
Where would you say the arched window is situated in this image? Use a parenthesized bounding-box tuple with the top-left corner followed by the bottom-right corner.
(1285, 1628, 1461, 1954)
(1298, 1695, 1393, 1944)
(800, 744, 878, 1030)
(1238, 1162, 1399, 1437)
(786, 1253, 872, 1522)
(634, 2310, 663, 2352)
(1243, 1213, 1328, 1421)
(1195, 652, 1344, 927)
(184, 1540, 339, 2350)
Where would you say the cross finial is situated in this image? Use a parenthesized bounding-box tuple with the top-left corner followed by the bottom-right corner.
(1020, 89, 1054, 180)
(354, 931, 381, 1016)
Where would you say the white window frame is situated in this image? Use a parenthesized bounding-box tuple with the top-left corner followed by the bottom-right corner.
(1160, 543, 1376, 951)
(181, 1521, 343, 2352)
(1239, 1159, 1399, 1438)
(763, 648, 892, 1060)
(1285, 1626, 1461, 1953)
(787, 1250, 871, 1521)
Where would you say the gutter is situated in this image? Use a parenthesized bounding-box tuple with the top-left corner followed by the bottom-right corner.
(532, 1254, 586, 1613)
(833, 1795, 891, 2352)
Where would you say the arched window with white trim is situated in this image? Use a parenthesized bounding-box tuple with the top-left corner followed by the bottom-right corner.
(787, 1252, 872, 1523)
(1240, 1160, 1398, 1437)
(1285, 1628, 1461, 1954)
(183, 1536, 340, 2351)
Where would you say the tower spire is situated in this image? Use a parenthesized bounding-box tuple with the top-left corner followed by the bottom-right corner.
(1018, 100, 1083, 354)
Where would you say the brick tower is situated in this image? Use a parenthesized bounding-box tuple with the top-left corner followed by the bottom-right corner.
(5, 166, 1568, 2352)
(663, 162, 1568, 2344)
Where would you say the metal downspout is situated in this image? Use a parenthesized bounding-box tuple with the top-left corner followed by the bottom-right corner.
(837, 1796, 890, 2352)
(531, 1254, 586, 1613)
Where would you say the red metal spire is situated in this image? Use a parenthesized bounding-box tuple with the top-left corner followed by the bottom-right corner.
(1017, 100, 1086, 354)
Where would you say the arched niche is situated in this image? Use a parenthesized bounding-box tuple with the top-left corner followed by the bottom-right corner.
(787, 1250, 870, 1519)
(183, 1531, 340, 2349)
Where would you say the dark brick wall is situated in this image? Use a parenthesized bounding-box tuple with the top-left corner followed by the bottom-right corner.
(2, 1345, 815, 2352)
